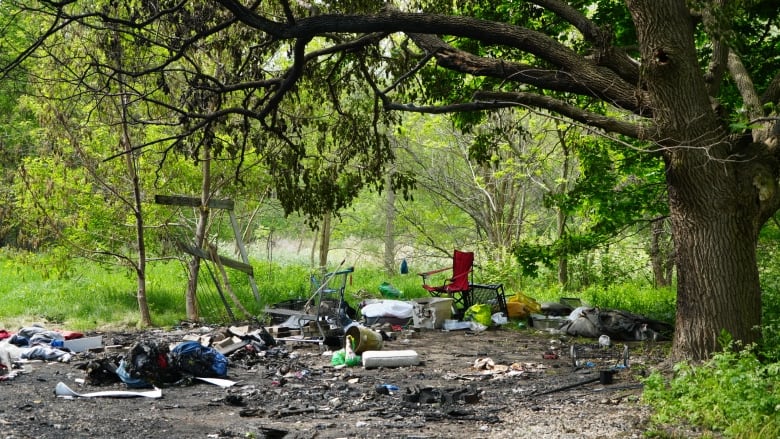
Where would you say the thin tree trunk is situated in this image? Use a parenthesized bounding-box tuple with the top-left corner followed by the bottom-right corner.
(318, 212, 331, 270)
(116, 47, 151, 327)
(650, 219, 671, 287)
(384, 169, 396, 276)
(556, 203, 568, 287)
(310, 227, 319, 268)
(664, 247, 675, 285)
(185, 144, 212, 321)
(120, 108, 151, 327)
(650, 219, 662, 287)
(556, 129, 570, 288)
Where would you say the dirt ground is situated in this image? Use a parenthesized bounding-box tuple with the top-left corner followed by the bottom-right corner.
(0, 323, 670, 439)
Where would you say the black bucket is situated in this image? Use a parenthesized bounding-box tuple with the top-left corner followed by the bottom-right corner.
(599, 369, 616, 385)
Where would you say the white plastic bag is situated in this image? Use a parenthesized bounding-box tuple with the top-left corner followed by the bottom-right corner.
(491, 312, 508, 325)
(360, 300, 414, 319)
(468, 321, 488, 333)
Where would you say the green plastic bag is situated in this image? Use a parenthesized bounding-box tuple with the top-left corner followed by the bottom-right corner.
(379, 282, 402, 298)
(331, 349, 346, 366)
(464, 303, 492, 327)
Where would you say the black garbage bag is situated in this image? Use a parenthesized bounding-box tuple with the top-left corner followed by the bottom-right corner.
(170, 341, 228, 377)
(120, 340, 181, 387)
(561, 307, 673, 341)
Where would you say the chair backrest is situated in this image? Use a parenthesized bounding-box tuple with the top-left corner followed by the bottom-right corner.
(450, 250, 474, 292)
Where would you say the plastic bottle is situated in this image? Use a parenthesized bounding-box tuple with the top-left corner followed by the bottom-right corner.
(400, 258, 409, 274)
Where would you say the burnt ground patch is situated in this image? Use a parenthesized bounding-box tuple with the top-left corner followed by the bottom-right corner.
(0, 325, 667, 438)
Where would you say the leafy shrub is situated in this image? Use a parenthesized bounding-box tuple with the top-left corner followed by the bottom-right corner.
(759, 271, 780, 361)
(643, 343, 780, 438)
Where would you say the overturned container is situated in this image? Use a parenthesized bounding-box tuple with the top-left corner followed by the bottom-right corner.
(346, 325, 384, 354)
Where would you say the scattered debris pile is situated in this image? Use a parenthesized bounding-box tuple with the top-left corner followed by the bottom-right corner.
(0, 319, 668, 438)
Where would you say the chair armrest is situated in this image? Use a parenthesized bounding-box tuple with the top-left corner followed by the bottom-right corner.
(418, 267, 452, 278)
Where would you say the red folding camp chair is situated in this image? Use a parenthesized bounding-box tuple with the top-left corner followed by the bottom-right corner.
(419, 250, 474, 309)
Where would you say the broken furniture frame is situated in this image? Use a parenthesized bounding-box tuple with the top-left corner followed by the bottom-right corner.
(570, 343, 630, 368)
(154, 194, 261, 308)
(265, 266, 355, 346)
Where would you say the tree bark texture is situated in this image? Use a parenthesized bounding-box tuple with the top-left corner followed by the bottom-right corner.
(629, 0, 770, 359)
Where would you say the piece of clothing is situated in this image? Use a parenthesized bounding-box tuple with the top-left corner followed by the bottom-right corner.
(29, 331, 65, 346)
(21, 346, 72, 362)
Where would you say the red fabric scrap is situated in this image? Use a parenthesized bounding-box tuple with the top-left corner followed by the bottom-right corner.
(58, 331, 84, 340)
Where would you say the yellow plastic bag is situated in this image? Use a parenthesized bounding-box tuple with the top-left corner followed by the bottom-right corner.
(464, 304, 493, 326)
(506, 292, 541, 318)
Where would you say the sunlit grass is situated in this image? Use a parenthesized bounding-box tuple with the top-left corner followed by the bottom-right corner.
(0, 249, 679, 330)
(0, 252, 184, 330)
(0, 251, 436, 330)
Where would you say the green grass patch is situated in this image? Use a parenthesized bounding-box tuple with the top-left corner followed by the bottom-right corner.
(0, 251, 185, 329)
(2, 249, 678, 330)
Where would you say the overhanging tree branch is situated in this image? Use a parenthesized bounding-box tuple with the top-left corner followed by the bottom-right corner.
(216, 0, 643, 115)
(473, 90, 649, 139)
(407, 33, 645, 115)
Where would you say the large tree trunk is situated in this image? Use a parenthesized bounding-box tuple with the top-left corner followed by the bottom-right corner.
(667, 159, 763, 360)
(629, 0, 769, 360)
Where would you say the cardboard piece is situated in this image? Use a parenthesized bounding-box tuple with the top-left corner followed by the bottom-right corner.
(62, 336, 103, 353)
(55, 382, 161, 399)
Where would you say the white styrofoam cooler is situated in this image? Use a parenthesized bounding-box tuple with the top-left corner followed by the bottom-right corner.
(362, 350, 420, 368)
(412, 298, 454, 329)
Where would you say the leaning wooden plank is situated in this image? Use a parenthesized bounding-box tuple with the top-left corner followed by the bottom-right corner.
(176, 241, 253, 275)
(263, 307, 316, 319)
(209, 244, 253, 319)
